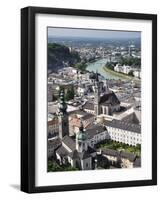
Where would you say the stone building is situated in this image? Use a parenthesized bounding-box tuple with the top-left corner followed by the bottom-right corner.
(101, 148, 141, 168)
(83, 72, 120, 116)
(68, 110, 95, 136)
(48, 116, 59, 138)
(104, 119, 141, 146)
(56, 119, 96, 170)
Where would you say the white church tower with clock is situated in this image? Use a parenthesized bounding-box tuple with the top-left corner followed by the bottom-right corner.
(76, 119, 88, 152)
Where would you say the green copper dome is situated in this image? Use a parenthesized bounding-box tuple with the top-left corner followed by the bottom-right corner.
(77, 119, 87, 141)
(59, 89, 67, 114)
(77, 131, 87, 141)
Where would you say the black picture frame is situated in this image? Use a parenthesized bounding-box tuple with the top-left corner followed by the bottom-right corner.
(21, 6, 157, 193)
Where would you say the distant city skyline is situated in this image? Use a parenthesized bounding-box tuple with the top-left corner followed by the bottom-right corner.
(48, 27, 141, 39)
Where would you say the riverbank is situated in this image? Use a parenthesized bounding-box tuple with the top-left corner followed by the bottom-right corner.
(86, 58, 121, 80)
(103, 66, 141, 84)
(103, 66, 132, 80)
(86, 58, 141, 82)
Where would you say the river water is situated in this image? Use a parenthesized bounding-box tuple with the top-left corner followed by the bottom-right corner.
(86, 58, 123, 80)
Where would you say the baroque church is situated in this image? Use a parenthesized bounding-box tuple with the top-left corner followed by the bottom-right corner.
(83, 72, 120, 116)
(54, 73, 121, 170)
(55, 90, 96, 170)
(50, 89, 141, 170)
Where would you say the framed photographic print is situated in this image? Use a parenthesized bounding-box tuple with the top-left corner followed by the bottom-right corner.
(21, 6, 157, 193)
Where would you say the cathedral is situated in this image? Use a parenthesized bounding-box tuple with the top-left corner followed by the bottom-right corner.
(83, 72, 120, 116)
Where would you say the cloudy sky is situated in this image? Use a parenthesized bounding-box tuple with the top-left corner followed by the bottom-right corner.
(48, 27, 141, 39)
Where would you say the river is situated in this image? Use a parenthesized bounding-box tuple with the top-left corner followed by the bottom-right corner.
(86, 58, 124, 80)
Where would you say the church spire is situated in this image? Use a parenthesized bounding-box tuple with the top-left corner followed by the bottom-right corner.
(58, 89, 69, 139)
(59, 89, 67, 115)
(94, 71, 100, 116)
(105, 79, 110, 94)
(95, 70, 99, 82)
(76, 118, 88, 152)
(79, 117, 84, 132)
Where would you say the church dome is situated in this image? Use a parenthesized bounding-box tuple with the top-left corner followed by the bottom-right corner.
(77, 131, 87, 141)
(59, 90, 67, 113)
(77, 119, 87, 141)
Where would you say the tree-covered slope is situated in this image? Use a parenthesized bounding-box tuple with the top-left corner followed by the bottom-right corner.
(48, 43, 80, 72)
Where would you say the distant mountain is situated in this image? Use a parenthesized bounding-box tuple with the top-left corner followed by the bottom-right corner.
(48, 43, 80, 73)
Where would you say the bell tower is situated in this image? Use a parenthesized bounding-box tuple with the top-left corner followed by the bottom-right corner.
(105, 79, 110, 94)
(94, 71, 100, 116)
(76, 119, 88, 152)
(58, 89, 69, 139)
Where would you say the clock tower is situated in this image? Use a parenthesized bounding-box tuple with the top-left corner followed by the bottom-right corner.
(58, 89, 69, 139)
(94, 71, 100, 116)
(76, 119, 88, 152)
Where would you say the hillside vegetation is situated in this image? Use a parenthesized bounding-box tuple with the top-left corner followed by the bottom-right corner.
(48, 43, 80, 72)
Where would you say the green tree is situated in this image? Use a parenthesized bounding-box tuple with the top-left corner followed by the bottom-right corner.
(105, 62, 114, 70)
(120, 57, 141, 67)
(48, 161, 62, 172)
(48, 160, 79, 172)
(136, 144, 141, 151)
(63, 166, 79, 171)
(66, 86, 75, 101)
(71, 51, 81, 62)
(128, 70, 134, 76)
(75, 62, 87, 71)
(58, 86, 65, 96)
(52, 94, 58, 101)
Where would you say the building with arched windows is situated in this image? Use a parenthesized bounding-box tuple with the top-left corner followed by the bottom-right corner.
(83, 72, 120, 116)
(55, 119, 96, 170)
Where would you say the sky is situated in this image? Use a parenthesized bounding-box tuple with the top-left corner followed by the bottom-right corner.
(48, 27, 141, 39)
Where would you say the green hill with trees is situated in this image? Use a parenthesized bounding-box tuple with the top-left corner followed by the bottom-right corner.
(48, 43, 80, 72)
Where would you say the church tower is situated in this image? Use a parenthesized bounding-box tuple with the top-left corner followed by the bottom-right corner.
(58, 89, 69, 139)
(94, 71, 100, 116)
(76, 119, 88, 152)
(105, 79, 110, 94)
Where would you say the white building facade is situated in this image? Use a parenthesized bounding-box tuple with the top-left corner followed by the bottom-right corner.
(104, 120, 141, 146)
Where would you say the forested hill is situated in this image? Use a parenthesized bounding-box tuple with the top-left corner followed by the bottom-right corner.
(48, 43, 80, 73)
